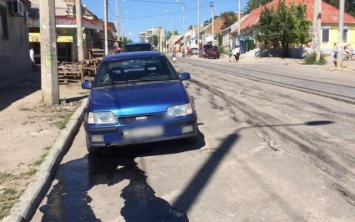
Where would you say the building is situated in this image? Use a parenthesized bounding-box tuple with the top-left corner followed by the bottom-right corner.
(139, 27, 164, 50)
(233, 0, 355, 56)
(199, 17, 225, 46)
(28, 0, 117, 62)
(0, 0, 32, 85)
(167, 35, 183, 53)
(222, 14, 249, 50)
(183, 26, 200, 50)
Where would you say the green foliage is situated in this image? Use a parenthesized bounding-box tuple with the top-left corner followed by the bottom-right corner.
(0, 188, 21, 219)
(255, 2, 312, 57)
(244, 0, 273, 14)
(0, 172, 11, 182)
(219, 45, 226, 54)
(324, 0, 355, 17)
(166, 30, 179, 41)
(303, 52, 327, 65)
(220, 11, 238, 30)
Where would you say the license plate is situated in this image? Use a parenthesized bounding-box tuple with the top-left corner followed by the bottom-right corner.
(123, 126, 163, 139)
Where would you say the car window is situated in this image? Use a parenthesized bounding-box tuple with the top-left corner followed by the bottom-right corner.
(94, 56, 179, 87)
(124, 44, 153, 52)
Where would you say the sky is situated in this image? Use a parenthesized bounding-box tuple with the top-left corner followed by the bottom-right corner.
(81, 0, 248, 42)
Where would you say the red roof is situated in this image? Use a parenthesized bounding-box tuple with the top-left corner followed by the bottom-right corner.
(237, 0, 355, 32)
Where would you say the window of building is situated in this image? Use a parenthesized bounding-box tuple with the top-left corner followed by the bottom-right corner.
(322, 29, 329, 43)
(0, 4, 8, 40)
(343, 29, 348, 42)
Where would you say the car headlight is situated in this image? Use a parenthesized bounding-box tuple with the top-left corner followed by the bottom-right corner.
(87, 112, 117, 124)
(167, 104, 193, 117)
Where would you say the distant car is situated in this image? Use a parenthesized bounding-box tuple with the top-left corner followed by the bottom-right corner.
(107, 48, 123, 55)
(123, 42, 155, 52)
(82, 51, 198, 155)
(206, 47, 220, 59)
(191, 48, 199, 55)
(199, 44, 213, 58)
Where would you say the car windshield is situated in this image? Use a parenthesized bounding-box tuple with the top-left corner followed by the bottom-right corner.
(93, 56, 179, 87)
(124, 44, 152, 52)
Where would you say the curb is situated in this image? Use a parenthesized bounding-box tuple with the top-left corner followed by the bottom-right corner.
(3, 98, 88, 222)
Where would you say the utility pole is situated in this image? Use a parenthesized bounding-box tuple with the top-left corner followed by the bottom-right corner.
(198, 0, 200, 50)
(75, 0, 84, 61)
(116, 0, 120, 45)
(316, 0, 322, 62)
(104, 0, 108, 55)
(210, 2, 214, 46)
(337, 0, 345, 69)
(183, 4, 186, 53)
(40, 0, 59, 105)
(238, 0, 241, 42)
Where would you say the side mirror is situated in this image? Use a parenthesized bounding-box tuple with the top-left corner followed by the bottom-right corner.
(180, 72, 191, 81)
(82, 81, 92, 89)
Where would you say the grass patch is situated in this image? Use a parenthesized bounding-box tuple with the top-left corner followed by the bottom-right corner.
(23, 167, 37, 177)
(303, 52, 327, 65)
(33, 146, 51, 166)
(19, 107, 34, 111)
(53, 113, 72, 129)
(0, 172, 11, 182)
(0, 188, 21, 220)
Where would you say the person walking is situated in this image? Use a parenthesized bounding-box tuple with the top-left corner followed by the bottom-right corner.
(332, 42, 338, 67)
(233, 45, 241, 62)
(172, 48, 177, 63)
(29, 48, 35, 66)
(228, 47, 233, 62)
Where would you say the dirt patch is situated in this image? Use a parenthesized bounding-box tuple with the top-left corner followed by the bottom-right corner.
(0, 74, 88, 219)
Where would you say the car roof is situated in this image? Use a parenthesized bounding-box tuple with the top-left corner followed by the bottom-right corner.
(103, 51, 165, 62)
(125, 42, 153, 46)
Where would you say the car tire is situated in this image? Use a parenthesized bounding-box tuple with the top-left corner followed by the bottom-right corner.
(185, 134, 198, 144)
(86, 135, 102, 157)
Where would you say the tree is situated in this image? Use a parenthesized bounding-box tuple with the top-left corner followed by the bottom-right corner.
(166, 30, 179, 41)
(152, 35, 159, 47)
(324, 0, 355, 16)
(121, 36, 133, 45)
(244, 0, 273, 14)
(220, 11, 238, 30)
(255, 2, 312, 57)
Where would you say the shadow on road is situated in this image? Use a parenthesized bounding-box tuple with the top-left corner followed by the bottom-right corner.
(39, 120, 333, 221)
(0, 69, 40, 112)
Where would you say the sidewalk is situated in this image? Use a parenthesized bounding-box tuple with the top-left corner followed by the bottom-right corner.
(183, 53, 355, 72)
(0, 72, 88, 221)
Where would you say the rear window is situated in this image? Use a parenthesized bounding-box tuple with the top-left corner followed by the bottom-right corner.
(94, 56, 178, 87)
(124, 44, 153, 52)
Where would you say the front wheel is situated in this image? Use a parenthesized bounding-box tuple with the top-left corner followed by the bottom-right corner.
(351, 54, 355, 60)
(86, 135, 102, 156)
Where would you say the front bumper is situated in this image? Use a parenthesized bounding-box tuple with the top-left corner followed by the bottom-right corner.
(84, 113, 198, 148)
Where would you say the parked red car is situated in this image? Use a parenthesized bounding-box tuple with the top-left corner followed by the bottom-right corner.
(108, 48, 123, 55)
(206, 47, 220, 59)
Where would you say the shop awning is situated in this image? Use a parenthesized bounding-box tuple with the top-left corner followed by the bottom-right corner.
(28, 17, 116, 32)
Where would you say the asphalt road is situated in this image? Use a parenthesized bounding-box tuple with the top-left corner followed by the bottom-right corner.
(32, 58, 355, 221)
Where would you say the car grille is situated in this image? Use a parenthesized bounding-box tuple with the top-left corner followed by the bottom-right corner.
(118, 113, 165, 124)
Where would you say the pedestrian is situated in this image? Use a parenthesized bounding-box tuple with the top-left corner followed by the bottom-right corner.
(332, 42, 338, 67)
(29, 48, 35, 65)
(228, 47, 233, 62)
(172, 48, 177, 63)
(233, 45, 241, 62)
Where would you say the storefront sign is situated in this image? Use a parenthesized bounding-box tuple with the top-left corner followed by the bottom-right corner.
(29, 33, 73, 42)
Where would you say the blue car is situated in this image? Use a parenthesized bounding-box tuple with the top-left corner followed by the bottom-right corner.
(82, 51, 198, 154)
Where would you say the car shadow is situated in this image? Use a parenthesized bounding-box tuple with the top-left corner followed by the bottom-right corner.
(100, 130, 205, 158)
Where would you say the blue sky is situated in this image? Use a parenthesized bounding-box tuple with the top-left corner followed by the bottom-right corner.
(81, 0, 248, 42)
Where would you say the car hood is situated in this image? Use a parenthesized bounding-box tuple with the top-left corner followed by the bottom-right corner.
(89, 81, 189, 116)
